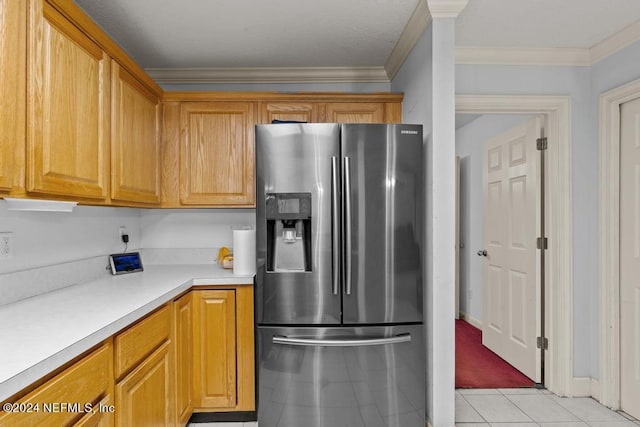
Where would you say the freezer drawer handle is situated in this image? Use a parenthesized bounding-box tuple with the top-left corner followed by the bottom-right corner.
(272, 333, 411, 347)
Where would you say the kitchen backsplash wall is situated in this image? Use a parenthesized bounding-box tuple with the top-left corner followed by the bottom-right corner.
(0, 202, 141, 305)
(0, 205, 256, 305)
(140, 209, 256, 249)
(0, 201, 140, 275)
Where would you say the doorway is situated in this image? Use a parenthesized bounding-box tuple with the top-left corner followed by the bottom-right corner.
(456, 113, 542, 387)
(455, 95, 574, 396)
(599, 79, 640, 416)
(619, 96, 640, 419)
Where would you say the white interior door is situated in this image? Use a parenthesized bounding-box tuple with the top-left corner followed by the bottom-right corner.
(620, 97, 640, 419)
(481, 116, 541, 382)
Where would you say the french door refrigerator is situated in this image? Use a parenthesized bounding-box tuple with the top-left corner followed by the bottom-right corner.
(255, 123, 425, 427)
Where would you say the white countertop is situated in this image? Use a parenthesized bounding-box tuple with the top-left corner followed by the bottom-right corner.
(0, 264, 254, 402)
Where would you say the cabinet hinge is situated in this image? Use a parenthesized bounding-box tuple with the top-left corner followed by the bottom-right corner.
(537, 137, 548, 151)
(537, 336, 549, 350)
(536, 237, 548, 250)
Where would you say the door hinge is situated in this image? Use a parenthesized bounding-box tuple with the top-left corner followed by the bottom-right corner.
(537, 336, 549, 350)
(537, 137, 548, 151)
(536, 237, 548, 250)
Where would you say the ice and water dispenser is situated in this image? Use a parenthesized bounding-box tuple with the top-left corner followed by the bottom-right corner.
(265, 193, 312, 272)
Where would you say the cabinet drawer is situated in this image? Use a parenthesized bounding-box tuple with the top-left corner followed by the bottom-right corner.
(114, 304, 171, 378)
(74, 395, 113, 427)
(0, 343, 111, 427)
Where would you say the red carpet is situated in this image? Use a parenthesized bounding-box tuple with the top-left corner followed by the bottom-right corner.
(456, 319, 534, 388)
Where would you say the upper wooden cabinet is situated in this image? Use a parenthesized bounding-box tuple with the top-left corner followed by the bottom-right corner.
(178, 102, 255, 206)
(111, 61, 161, 205)
(0, 0, 26, 195)
(258, 96, 402, 124)
(259, 102, 320, 123)
(27, 0, 109, 200)
(325, 102, 386, 123)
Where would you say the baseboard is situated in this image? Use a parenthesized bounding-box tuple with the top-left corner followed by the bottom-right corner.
(591, 378, 601, 401)
(189, 411, 257, 423)
(572, 377, 601, 400)
(459, 311, 482, 330)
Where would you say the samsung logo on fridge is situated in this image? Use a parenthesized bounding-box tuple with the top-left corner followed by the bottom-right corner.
(400, 129, 419, 135)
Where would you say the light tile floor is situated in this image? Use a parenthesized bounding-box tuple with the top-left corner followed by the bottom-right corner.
(456, 388, 640, 427)
(187, 389, 639, 426)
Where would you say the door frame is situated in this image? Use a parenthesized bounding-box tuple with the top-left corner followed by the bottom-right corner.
(599, 78, 640, 409)
(456, 94, 573, 396)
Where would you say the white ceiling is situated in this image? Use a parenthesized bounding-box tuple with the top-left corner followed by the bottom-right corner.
(73, 0, 640, 71)
(73, 0, 420, 68)
(456, 0, 640, 48)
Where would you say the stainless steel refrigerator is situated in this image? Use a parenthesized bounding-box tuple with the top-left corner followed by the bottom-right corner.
(255, 123, 425, 427)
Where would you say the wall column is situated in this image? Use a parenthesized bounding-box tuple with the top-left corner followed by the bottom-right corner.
(427, 1, 467, 426)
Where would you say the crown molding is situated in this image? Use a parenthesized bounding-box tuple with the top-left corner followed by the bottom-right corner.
(385, 0, 432, 80)
(146, 11, 640, 84)
(427, 0, 469, 18)
(455, 46, 591, 66)
(456, 18, 640, 67)
(145, 66, 390, 84)
(590, 18, 640, 64)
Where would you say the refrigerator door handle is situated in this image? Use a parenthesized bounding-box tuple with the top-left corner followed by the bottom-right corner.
(343, 156, 352, 295)
(272, 333, 411, 347)
(331, 156, 340, 295)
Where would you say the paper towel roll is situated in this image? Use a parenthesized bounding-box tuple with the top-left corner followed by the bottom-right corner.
(233, 228, 256, 275)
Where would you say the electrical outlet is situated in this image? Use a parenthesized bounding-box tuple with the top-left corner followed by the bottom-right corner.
(0, 232, 13, 260)
(119, 226, 128, 238)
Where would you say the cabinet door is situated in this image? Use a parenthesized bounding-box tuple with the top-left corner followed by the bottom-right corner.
(180, 102, 255, 206)
(259, 102, 318, 123)
(0, 0, 26, 194)
(116, 341, 174, 427)
(192, 290, 237, 409)
(27, 0, 109, 199)
(325, 102, 386, 123)
(174, 294, 193, 426)
(234, 285, 256, 411)
(111, 61, 161, 204)
(0, 343, 113, 427)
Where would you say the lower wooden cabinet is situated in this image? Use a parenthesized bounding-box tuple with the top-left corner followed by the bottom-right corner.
(0, 342, 113, 427)
(114, 304, 174, 427)
(192, 289, 237, 409)
(115, 341, 174, 427)
(0, 285, 255, 427)
(191, 287, 255, 413)
(174, 293, 194, 426)
(75, 395, 114, 427)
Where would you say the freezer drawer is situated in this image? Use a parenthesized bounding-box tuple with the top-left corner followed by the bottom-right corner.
(258, 324, 425, 427)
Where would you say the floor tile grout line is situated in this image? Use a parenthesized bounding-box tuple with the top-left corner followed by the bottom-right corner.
(460, 390, 535, 424)
(457, 390, 489, 423)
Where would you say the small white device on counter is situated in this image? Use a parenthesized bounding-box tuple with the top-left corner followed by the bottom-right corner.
(109, 252, 143, 275)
